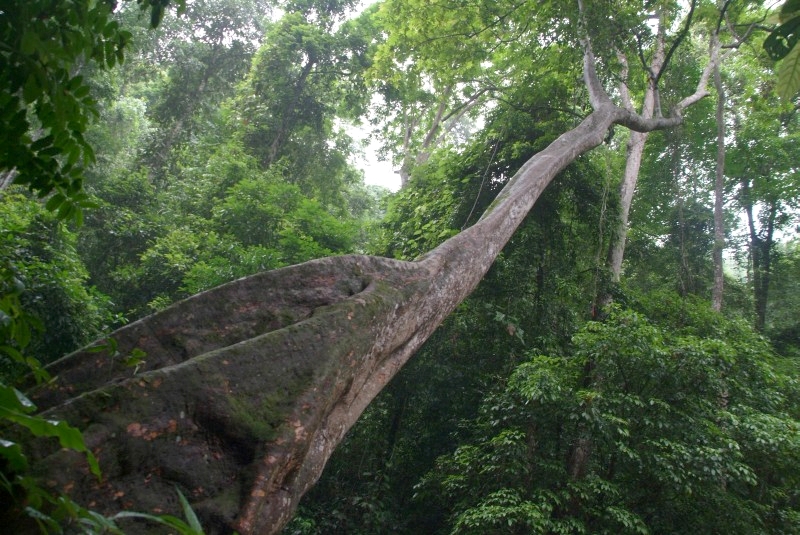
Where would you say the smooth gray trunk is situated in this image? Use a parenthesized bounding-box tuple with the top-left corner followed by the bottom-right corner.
(712, 41, 726, 312)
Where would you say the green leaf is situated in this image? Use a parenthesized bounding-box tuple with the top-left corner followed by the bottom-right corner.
(73, 206, 84, 227)
(72, 85, 91, 99)
(23, 504, 59, 530)
(74, 509, 117, 533)
(22, 76, 40, 104)
(0, 384, 36, 414)
(0, 438, 29, 472)
(151, 5, 165, 28)
(778, 43, 800, 100)
(57, 201, 74, 220)
(38, 146, 61, 158)
(83, 142, 96, 164)
(45, 193, 66, 212)
(113, 510, 204, 534)
(0, 404, 101, 477)
(177, 488, 204, 533)
(123, 347, 147, 370)
(764, 16, 800, 61)
(87, 337, 118, 355)
(0, 345, 25, 364)
(66, 145, 81, 166)
(77, 198, 100, 209)
(105, 41, 117, 68)
(31, 135, 55, 151)
(102, 20, 119, 38)
(20, 32, 38, 55)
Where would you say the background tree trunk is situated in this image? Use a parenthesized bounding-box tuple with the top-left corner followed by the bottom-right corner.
(712, 50, 726, 312)
(607, 34, 665, 282)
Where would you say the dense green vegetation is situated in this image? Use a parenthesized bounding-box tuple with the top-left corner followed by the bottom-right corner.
(1, 0, 798, 532)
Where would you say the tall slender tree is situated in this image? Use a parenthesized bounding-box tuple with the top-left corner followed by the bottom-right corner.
(712, 44, 726, 311)
(728, 96, 800, 331)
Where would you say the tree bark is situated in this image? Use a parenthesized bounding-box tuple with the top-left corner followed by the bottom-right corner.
(607, 16, 725, 285)
(712, 42, 726, 312)
(607, 34, 665, 282)
(14, 45, 709, 535)
(0, 169, 17, 190)
(742, 180, 776, 332)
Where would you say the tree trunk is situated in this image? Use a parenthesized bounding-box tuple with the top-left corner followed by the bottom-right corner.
(14, 45, 710, 535)
(608, 129, 649, 281)
(0, 169, 17, 190)
(607, 35, 665, 282)
(712, 40, 726, 312)
(743, 181, 776, 332)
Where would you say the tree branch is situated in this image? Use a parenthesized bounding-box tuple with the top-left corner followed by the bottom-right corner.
(654, 0, 698, 87)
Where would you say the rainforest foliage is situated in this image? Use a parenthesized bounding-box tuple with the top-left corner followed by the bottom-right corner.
(1, 0, 799, 532)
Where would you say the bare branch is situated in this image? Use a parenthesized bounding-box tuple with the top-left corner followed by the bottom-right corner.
(614, 107, 683, 132)
(419, 85, 454, 151)
(617, 51, 634, 111)
(716, 0, 734, 35)
(582, 40, 613, 110)
(576, 0, 611, 110)
(654, 0, 698, 87)
(674, 39, 717, 112)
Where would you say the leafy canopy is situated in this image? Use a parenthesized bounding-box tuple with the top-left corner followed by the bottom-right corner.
(0, 0, 185, 221)
(764, 0, 800, 99)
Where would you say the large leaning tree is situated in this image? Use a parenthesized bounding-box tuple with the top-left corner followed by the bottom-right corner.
(8, 2, 734, 534)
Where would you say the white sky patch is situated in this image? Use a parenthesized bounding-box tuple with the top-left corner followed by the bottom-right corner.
(344, 1, 400, 192)
(348, 122, 400, 192)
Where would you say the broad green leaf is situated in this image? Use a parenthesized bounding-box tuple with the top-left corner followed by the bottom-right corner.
(72, 85, 91, 99)
(31, 135, 55, 151)
(151, 5, 165, 27)
(0, 384, 36, 413)
(73, 206, 84, 227)
(778, 43, 800, 100)
(57, 201, 74, 220)
(0, 383, 99, 475)
(45, 193, 66, 212)
(87, 337, 118, 355)
(0, 345, 25, 363)
(38, 146, 61, 158)
(66, 75, 84, 91)
(20, 32, 38, 55)
(764, 17, 800, 61)
(22, 76, 40, 104)
(103, 20, 119, 38)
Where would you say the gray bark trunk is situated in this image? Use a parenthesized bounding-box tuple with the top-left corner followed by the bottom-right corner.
(712, 44, 726, 312)
(0, 169, 17, 190)
(607, 35, 665, 282)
